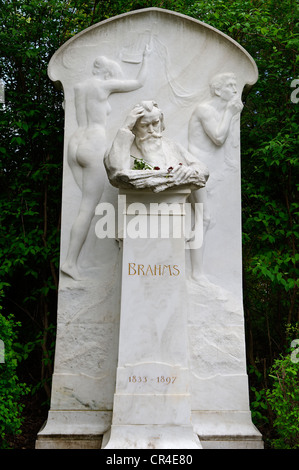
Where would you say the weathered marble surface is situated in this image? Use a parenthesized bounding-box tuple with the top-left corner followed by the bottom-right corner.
(37, 8, 262, 449)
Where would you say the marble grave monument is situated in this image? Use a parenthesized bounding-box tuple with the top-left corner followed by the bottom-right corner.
(36, 8, 263, 449)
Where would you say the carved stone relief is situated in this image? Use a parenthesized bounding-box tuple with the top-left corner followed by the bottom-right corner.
(188, 72, 243, 178)
(62, 47, 151, 280)
(187, 72, 243, 281)
(104, 100, 209, 193)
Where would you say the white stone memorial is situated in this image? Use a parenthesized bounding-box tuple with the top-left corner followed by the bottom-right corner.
(36, 8, 263, 449)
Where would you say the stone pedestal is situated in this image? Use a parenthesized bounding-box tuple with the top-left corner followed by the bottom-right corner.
(103, 189, 201, 449)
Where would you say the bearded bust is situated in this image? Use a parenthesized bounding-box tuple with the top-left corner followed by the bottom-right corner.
(104, 100, 209, 193)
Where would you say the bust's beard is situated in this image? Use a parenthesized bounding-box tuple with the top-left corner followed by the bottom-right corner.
(135, 133, 162, 158)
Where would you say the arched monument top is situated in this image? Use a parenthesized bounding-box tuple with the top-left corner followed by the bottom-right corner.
(48, 7, 258, 88)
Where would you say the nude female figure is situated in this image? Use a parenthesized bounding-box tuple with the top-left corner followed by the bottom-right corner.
(62, 46, 151, 280)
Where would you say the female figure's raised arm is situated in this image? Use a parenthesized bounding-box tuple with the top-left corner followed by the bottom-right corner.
(107, 44, 151, 94)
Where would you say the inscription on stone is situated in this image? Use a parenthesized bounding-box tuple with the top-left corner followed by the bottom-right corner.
(128, 263, 180, 276)
(128, 375, 177, 384)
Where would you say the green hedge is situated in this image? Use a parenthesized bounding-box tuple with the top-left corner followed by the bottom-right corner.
(0, 306, 29, 448)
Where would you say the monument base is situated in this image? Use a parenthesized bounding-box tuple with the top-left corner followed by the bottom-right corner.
(36, 430, 263, 450)
(102, 425, 202, 449)
(193, 411, 264, 449)
(35, 410, 110, 449)
(35, 410, 263, 449)
(36, 432, 102, 449)
(200, 438, 263, 449)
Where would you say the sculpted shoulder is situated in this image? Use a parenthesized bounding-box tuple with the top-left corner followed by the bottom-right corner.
(191, 101, 215, 122)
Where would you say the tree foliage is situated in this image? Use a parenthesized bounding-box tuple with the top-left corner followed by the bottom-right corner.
(0, 0, 298, 448)
(0, 305, 29, 448)
(265, 324, 299, 449)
